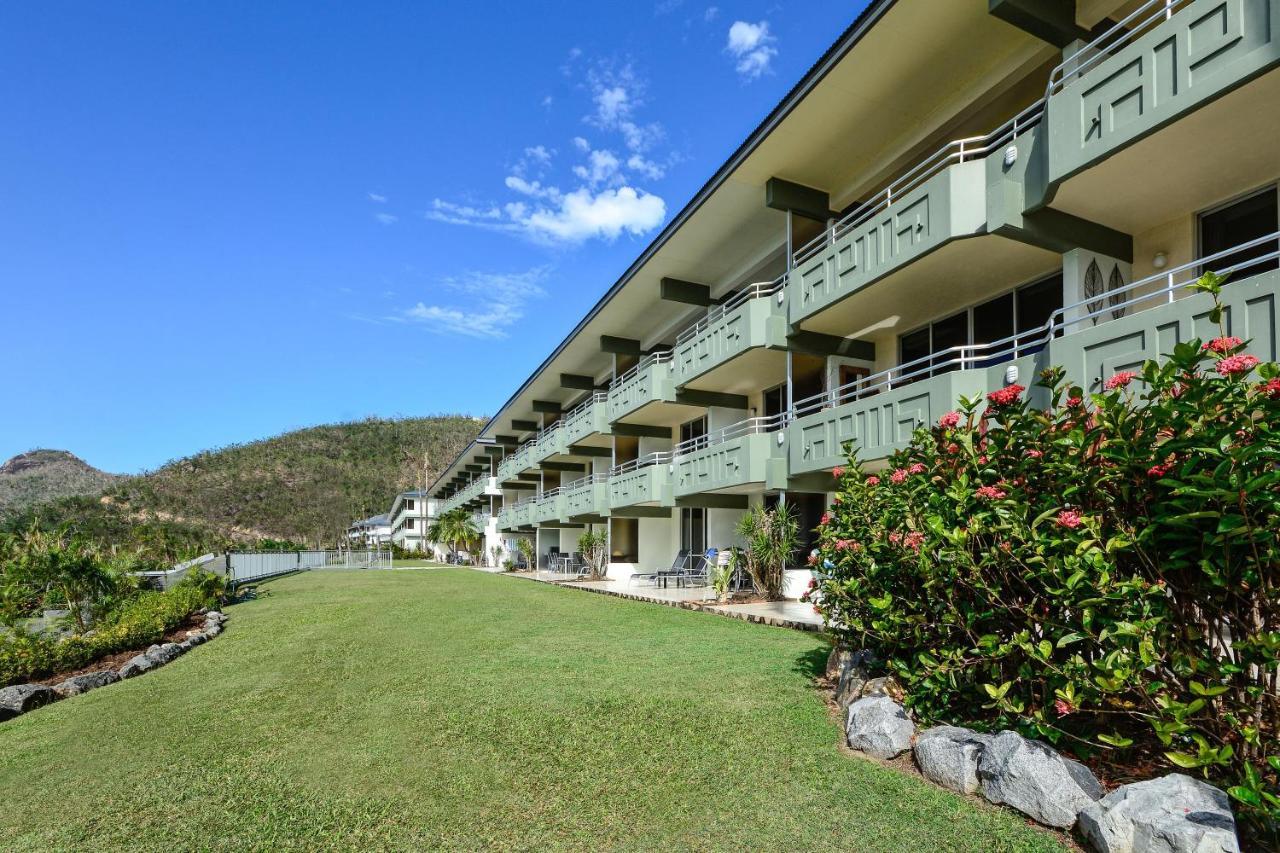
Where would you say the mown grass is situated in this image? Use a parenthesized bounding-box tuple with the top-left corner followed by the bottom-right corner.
(0, 570, 1065, 851)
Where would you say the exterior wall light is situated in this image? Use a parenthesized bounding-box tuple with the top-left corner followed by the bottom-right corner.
(1003, 145, 1018, 168)
(1152, 251, 1168, 270)
(1005, 364, 1019, 385)
(776, 432, 785, 446)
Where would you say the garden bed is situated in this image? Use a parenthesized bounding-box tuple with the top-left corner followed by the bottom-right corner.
(30, 614, 207, 687)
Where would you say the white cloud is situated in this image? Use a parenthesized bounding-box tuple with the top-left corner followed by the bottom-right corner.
(367, 192, 387, 203)
(627, 154, 666, 181)
(704, 6, 719, 22)
(726, 20, 777, 79)
(399, 268, 548, 339)
(524, 145, 553, 167)
(374, 212, 398, 225)
(572, 149, 621, 186)
(522, 186, 665, 243)
(572, 136, 591, 152)
(504, 175, 560, 199)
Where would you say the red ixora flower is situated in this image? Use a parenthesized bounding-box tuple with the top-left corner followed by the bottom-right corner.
(890, 468, 908, 484)
(986, 384, 1025, 406)
(1054, 698, 1076, 716)
(939, 411, 961, 429)
(1216, 353, 1259, 377)
(835, 539, 860, 552)
(806, 552, 818, 566)
(946, 442, 960, 455)
(819, 512, 831, 526)
(865, 475, 880, 486)
(1025, 449, 1043, 459)
(1103, 371, 1136, 390)
(831, 466, 845, 479)
(1056, 510, 1083, 529)
(887, 532, 903, 546)
(975, 485, 1007, 501)
(1066, 395, 1084, 407)
(1260, 378, 1280, 400)
(1203, 336, 1243, 354)
(908, 462, 927, 475)
(903, 531, 925, 552)
(1147, 463, 1171, 478)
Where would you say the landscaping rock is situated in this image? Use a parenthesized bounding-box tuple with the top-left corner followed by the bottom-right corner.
(119, 654, 155, 678)
(204, 624, 222, 638)
(144, 642, 182, 665)
(826, 645, 852, 681)
(205, 610, 226, 625)
(845, 695, 915, 759)
(0, 683, 58, 719)
(833, 649, 889, 709)
(185, 630, 206, 643)
(1077, 773, 1239, 853)
(913, 725, 993, 794)
(52, 670, 120, 698)
(978, 730, 1104, 829)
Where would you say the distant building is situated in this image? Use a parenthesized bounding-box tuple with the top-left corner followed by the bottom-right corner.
(388, 491, 441, 556)
(346, 513, 391, 547)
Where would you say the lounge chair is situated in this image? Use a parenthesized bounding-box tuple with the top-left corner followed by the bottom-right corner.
(629, 549, 689, 587)
(678, 548, 716, 588)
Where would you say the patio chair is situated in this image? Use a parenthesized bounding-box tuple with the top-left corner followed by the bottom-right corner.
(678, 548, 716, 588)
(629, 549, 689, 587)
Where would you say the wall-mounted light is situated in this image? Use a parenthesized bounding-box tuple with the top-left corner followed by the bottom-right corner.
(1005, 364, 1019, 386)
(1152, 251, 1168, 270)
(1003, 145, 1018, 168)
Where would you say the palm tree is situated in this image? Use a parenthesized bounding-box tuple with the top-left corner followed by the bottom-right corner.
(427, 509, 479, 564)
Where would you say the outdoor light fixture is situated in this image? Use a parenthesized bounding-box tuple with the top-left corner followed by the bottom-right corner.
(1003, 145, 1018, 168)
(1005, 364, 1019, 385)
(1152, 251, 1168, 270)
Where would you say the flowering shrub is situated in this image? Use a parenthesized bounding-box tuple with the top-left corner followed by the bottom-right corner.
(810, 273, 1279, 840)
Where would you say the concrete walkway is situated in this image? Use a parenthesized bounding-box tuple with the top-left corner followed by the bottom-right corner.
(498, 571, 824, 632)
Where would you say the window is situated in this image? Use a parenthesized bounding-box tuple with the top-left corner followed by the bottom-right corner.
(1200, 186, 1278, 277)
(405, 518, 414, 530)
(763, 385, 785, 418)
(898, 275, 1063, 378)
(680, 507, 706, 556)
(405, 499, 415, 511)
(679, 416, 707, 448)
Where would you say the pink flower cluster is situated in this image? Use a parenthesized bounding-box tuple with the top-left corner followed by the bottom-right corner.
(1147, 462, 1171, 478)
(1055, 510, 1083, 529)
(1025, 449, 1043, 459)
(831, 466, 845, 479)
(908, 462, 926, 474)
(902, 531, 925, 552)
(1261, 378, 1280, 400)
(1203, 336, 1243, 354)
(975, 485, 1007, 501)
(986, 384, 1025, 407)
(835, 539, 861, 552)
(819, 512, 831, 526)
(1104, 371, 1136, 391)
(890, 468, 908, 484)
(1066, 396, 1084, 407)
(938, 411, 961, 429)
(865, 475, 880, 486)
(1216, 353, 1259, 377)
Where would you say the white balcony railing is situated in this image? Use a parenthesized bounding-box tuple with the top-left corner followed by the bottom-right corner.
(791, 99, 1046, 267)
(563, 471, 610, 491)
(609, 451, 672, 477)
(564, 391, 608, 428)
(670, 413, 788, 456)
(674, 277, 785, 346)
(1046, 0, 1190, 98)
(613, 350, 672, 388)
(793, 231, 1280, 417)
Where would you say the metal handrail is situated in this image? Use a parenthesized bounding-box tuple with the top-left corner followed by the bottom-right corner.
(564, 390, 608, 425)
(793, 230, 1280, 416)
(670, 413, 788, 456)
(612, 350, 673, 389)
(791, 99, 1045, 268)
(536, 420, 562, 448)
(674, 276, 786, 346)
(562, 472, 610, 492)
(609, 451, 672, 477)
(1046, 0, 1188, 97)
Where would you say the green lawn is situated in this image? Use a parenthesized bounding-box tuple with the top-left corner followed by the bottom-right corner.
(0, 570, 1064, 851)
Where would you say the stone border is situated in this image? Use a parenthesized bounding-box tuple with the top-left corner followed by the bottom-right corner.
(0, 609, 229, 724)
(507, 573, 823, 632)
(827, 646, 1242, 853)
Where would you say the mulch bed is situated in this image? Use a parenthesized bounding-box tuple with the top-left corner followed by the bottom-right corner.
(31, 615, 207, 687)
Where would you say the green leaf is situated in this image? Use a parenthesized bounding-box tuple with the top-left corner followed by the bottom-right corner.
(1165, 751, 1204, 769)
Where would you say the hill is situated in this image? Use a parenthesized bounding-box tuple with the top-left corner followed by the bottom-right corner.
(2, 416, 481, 560)
(0, 449, 123, 513)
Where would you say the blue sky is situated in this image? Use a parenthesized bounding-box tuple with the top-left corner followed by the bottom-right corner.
(0, 1, 862, 474)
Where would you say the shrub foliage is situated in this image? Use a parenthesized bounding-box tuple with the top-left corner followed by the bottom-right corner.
(810, 275, 1279, 837)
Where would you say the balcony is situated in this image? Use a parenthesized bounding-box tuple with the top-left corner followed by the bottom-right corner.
(671, 280, 788, 389)
(607, 352, 676, 423)
(533, 489, 567, 525)
(789, 102, 1044, 328)
(671, 417, 788, 498)
(787, 232, 1280, 475)
(532, 421, 566, 464)
(501, 499, 535, 531)
(1043, 0, 1280, 194)
(561, 392, 610, 445)
(608, 455, 674, 512)
(562, 473, 610, 521)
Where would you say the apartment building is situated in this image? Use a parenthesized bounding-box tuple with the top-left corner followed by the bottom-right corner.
(387, 491, 440, 554)
(429, 0, 1280, 594)
(346, 513, 392, 547)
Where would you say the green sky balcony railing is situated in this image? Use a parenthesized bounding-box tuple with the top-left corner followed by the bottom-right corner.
(562, 391, 610, 445)
(789, 231, 1280, 473)
(672, 279, 789, 388)
(1043, 0, 1280, 194)
(671, 417, 788, 497)
(533, 489, 566, 524)
(562, 473, 610, 520)
(607, 455, 673, 510)
(788, 102, 1043, 327)
(497, 506, 513, 531)
(509, 441, 536, 474)
(532, 421, 567, 464)
(607, 351, 676, 423)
